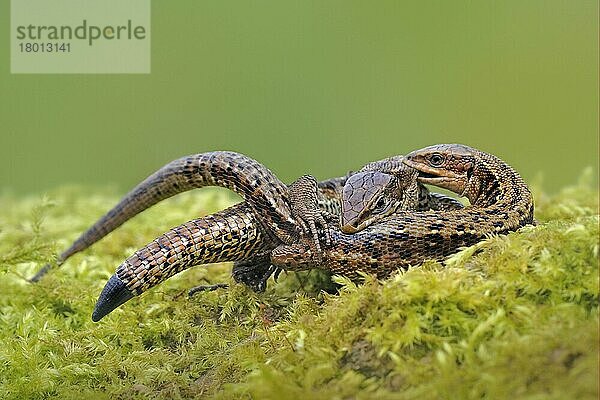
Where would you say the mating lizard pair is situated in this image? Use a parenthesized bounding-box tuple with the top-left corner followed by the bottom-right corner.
(30, 144, 534, 321)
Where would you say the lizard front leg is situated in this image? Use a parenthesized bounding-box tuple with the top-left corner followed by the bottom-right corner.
(231, 255, 282, 292)
(287, 175, 335, 256)
(187, 252, 282, 296)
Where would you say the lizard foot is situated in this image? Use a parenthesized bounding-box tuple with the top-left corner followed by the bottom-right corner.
(288, 175, 332, 257)
(231, 257, 282, 293)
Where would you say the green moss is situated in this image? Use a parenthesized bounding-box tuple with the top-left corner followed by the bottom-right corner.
(0, 176, 597, 400)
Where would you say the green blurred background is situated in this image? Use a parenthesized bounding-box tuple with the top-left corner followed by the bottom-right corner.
(0, 1, 597, 194)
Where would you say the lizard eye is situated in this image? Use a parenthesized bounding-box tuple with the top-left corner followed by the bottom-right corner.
(372, 198, 388, 214)
(429, 153, 445, 167)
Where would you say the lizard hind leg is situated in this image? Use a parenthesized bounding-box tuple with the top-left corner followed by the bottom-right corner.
(187, 255, 281, 296)
(231, 256, 282, 293)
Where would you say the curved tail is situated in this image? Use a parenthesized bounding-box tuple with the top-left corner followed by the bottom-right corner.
(31, 152, 293, 282)
(92, 203, 269, 321)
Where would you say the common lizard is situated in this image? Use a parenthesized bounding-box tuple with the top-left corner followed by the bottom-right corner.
(30, 145, 532, 322)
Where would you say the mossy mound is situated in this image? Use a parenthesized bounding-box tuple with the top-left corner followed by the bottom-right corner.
(0, 171, 597, 399)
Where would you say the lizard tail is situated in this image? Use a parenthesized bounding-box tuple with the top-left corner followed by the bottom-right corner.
(92, 203, 268, 321)
(91, 274, 134, 322)
(31, 151, 292, 282)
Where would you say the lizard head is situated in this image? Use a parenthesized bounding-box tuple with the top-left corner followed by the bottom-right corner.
(403, 144, 476, 196)
(340, 170, 419, 233)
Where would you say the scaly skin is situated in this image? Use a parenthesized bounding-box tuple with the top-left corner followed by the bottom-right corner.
(270, 144, 534, 278)
(92, 203, 269, 321)
(91, 154, 471, 321)
(31, 151, 338, 282)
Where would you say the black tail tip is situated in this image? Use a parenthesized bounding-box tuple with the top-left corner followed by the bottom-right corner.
(92, 274, 134, 322)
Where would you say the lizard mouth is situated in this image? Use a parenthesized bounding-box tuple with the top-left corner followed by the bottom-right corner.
(341, 215, 376, 233)
(341, 224, 360, 234)
(340, 214, 365, 234)
(417, 171, 439, 180)
(402, 158, 466, 195)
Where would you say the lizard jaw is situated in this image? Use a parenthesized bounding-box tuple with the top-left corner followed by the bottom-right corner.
(340, 207, 369, 233)
(340, 221, 361, 234)
(402, 158, 468, 195)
